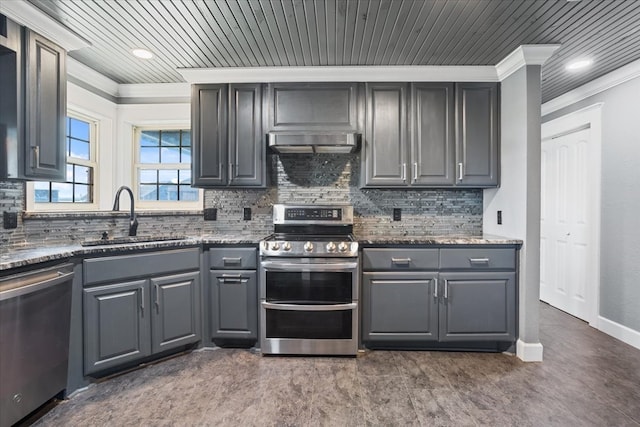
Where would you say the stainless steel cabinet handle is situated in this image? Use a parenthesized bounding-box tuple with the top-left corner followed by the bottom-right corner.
(434, 278, 438, 299)
(262, 302, 357, 312)
(458, 162, 463, 181)
(154, 283, 160, 310)
(33, 146, 40, 168)
(222, 257, 242, 266)
(443, 279, 449, 300)
(229, 162, 234, 181)
(413, 162, 418, 183)
(469, 258, 490, 265)
(140, 287, 145, 313)
(219, 273, 246, 284)
(402, 163, 407, 182)
(391, 257, 412, 265)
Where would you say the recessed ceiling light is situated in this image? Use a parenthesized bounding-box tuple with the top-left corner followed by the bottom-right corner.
(565, 58, 592, 72)
(131, 48, 154, 59)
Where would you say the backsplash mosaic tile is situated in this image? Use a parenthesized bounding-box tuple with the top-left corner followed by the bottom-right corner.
(1, 154, 482, 254)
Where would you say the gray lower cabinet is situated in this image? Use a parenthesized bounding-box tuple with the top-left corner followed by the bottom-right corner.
(192, 83, 265, 188)
(362, 272, 438, 342)
(82, 248, 201, 375)
(206, 247, 258, 345)
(362, 246, 516, 347)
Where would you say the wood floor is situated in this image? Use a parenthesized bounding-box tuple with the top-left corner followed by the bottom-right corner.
(34, 303, 640, 426)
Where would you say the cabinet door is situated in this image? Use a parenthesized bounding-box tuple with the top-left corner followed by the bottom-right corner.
(363, 83, 408, 187)
(268, 82, 358, 132)
(228, 83, 265, 187)
(23, 29, 66, 181)
(411, 83, 455, 186)
(150, 271, 201, 354)
(439, 272, 515, 342)
(83, 280, 150, 375)
(455, 82, 499, 187)
(192, 84, 228, 186)
(362, 272, 438, 342)
(209, 270, 258, 341)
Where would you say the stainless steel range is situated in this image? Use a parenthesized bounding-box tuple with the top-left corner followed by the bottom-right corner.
(259, 204, 359, 356)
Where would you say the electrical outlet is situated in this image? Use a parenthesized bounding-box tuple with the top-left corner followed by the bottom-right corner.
(393, 208, 401, 221)
(3, 211, 18, 229)
(203, 208, 217, 221)
(243, 207, 252, 221)
(497, 210, 502, 225)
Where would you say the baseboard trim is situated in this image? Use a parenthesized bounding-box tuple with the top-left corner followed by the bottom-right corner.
(596, 316, 640, 350)
(516, 339, 544, 362)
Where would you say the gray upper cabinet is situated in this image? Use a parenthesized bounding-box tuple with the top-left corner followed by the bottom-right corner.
(1, 21, 66, 181)
(362, 82, 498, 188)
(267, 83, 358, 132)
(412, 83, 455, 186)
(363, 83, 408, 186)
(455, 82, 499, 187)
(192, 83, 265, 188)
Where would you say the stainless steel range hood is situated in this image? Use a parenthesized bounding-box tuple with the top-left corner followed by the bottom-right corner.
(268, 132, 359, 154)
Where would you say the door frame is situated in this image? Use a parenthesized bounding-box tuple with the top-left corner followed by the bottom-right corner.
(541, 103, 602, 326)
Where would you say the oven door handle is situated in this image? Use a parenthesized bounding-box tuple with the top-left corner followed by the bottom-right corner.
(262, 302, 357, 312)
(260, 261, 358, 271)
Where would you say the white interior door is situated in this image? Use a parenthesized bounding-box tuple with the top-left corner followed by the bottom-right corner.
(540, 127, 593, 321)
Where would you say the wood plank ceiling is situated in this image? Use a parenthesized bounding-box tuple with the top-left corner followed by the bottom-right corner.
(27, 0, 640, 103)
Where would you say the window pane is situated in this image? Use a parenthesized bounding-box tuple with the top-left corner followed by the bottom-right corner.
(34, 182, 51, 202)
(158, 169, 178, 184)
(74, 165, 92, 184)
(161, 147, 180, 163)
(74, 184, 91, 202)
(179, 186, 198, 201)
(140, 147, 160, 163)
(140, 131, 160, 146)
(69, 118, 90, 141)
(161, 131, 180, 147)
(158, 184, 178, 201)
(181, 131, 191, 147)
(180, 147, 191, 164)
(179, 169, 191, 184)
(70, 139, 90, 160)
(139, 184, 157, 201)
(51, 183, 73, 202)
(66, 164, 74, 182)
(139, 169, 157, 183)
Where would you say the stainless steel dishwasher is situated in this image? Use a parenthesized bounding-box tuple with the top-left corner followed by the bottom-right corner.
(0, 262, 74, 427)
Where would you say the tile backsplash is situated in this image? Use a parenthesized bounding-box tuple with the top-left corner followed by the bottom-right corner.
(1, 153, 482, 253)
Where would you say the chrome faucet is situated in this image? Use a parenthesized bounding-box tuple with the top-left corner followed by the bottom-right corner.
(112, 186, 138, 236)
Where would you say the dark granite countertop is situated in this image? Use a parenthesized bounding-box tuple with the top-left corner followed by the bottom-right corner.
(1, 234, 521, 272)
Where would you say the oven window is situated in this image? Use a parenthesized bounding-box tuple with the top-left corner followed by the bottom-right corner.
(265, 271, 352, 303)
(265, 309, 352, 339)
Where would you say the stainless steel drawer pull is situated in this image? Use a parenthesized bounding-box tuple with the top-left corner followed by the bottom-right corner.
(391, 257, 412, 265)
(140, 287, 145, 313)
(443, 279, 449, 300)
(220, 273, 246, 284)
(154, 283, 160, 310)
(433, 278, 438, 299)
(222, 257, 242, 265)
(458, 162, 463, 181)
(469, 258, 490, 264)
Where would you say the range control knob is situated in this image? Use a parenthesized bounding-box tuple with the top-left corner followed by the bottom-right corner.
(326, 242, 336, 252)
(282, 242, 292, 251)
(270, 242, 280, 251)
(303, 241, 314, 252)
(338, 242, 349, 252)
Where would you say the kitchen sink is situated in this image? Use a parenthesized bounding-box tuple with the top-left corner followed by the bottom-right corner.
(80, 235, 187, 247)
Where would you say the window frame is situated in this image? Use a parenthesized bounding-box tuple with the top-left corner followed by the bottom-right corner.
(132, 125, 201, 211)
(26, 111, 99, 211)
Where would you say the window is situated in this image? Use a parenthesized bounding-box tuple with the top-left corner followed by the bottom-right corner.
(134, 128, 199, 208)
(33, 115, 96, 206)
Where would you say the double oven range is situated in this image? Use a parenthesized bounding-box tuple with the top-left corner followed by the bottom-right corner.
(259, 204, 359, 356)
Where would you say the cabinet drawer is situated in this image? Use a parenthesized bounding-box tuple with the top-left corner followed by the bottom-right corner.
(362, 248, 439, 270)
(208, 247, 257, 270)
(84, 248, 200, 285)
(440, 248, 515, 270)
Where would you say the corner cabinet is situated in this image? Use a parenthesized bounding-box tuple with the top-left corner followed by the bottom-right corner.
(191, 83, 266, 188)
(362, 246, 517, 350)
(361, 82, 498, 188)
(1, 20, 66, 181)
(82, 248, 201, 375)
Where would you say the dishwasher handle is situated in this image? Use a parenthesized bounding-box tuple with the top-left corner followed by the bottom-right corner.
(0, 265, 74, 301)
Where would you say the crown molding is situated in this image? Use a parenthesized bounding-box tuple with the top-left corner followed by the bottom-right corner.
(542, 58, 640, 116)
(496, 45, 561, 81)
(0, 0, 90, 51)
(177, 65, 499, 83)
(67, 58, 119, 97)
(118, 83, 190, 98)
